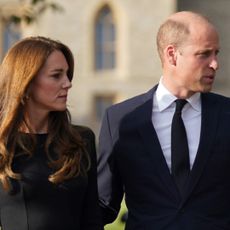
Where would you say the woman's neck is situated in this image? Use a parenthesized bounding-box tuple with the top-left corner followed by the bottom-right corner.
(21, 111, 49, 134)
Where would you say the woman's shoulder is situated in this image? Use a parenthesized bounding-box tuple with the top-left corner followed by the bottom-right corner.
(71, 125, 95, 140)
(71, 125, 96, 160)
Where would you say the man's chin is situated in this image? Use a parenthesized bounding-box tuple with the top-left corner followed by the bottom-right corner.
(201, 85, 213, 93)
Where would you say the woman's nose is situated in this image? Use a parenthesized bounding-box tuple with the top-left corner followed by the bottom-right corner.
(62, 75, 72, 89)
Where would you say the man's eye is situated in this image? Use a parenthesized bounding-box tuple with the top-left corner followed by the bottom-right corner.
(197, 52, 211, 59)
(199, 52, 210, 57)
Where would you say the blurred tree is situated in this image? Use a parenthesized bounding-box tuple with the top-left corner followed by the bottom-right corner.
(0, 0, 63, 25)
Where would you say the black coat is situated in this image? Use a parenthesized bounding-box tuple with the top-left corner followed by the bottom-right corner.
(0, 126, 102, 230)
(98, 86, 230, 230)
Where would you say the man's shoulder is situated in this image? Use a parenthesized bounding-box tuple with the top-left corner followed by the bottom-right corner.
(202, 92, 230, 113)
(203, 92, 230, 103)
(107, 87, 155, 114)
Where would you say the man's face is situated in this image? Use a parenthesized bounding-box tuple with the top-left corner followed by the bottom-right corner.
(173, 24, 220, 97)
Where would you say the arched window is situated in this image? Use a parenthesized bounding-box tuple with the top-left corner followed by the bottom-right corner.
(94, 5, 116, 70)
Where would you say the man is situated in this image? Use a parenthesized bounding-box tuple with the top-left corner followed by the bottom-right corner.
(97, 11, 230, 230)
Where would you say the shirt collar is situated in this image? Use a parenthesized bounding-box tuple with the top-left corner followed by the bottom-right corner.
(155, 78, 201, 112)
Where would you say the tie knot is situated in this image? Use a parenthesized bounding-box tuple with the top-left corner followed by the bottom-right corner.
(175, 99, 187, 113)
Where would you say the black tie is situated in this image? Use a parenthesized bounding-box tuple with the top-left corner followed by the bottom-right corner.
(171, 99, 190, 195)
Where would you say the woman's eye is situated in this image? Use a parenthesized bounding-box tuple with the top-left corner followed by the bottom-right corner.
(52, 73, 61, 79)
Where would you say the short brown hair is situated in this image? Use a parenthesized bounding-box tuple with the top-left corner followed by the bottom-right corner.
(156, 19, 189, 63)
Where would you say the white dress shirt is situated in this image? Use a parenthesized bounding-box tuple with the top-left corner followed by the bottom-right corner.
(152, 79, 201, 171)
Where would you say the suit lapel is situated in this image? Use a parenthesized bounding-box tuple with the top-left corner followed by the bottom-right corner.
(183, 93, 222, 201)
(127, 89, 222, 202)
(134, 94, 179, 198)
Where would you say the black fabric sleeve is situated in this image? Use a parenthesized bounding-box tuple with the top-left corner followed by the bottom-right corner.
(97, 110, 124, 225)
(78, 127, 103, 230)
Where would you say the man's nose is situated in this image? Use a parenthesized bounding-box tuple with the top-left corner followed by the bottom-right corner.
(209, 57, 219, 70)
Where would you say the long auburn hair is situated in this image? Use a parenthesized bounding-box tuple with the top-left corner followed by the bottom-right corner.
(0, 36, 90, 191)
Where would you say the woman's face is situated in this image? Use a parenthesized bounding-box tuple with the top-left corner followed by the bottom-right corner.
(27, 50, 72, 115)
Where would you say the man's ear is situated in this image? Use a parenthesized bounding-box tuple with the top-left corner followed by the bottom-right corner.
(165, 45, 177, 66)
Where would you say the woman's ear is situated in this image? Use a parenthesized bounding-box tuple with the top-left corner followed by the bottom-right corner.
(21, 85, 31, 105)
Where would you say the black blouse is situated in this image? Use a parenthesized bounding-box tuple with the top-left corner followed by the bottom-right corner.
(0, 126, 102, 230)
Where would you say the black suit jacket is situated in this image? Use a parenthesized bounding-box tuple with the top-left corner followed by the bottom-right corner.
(97, 86, 230, 230)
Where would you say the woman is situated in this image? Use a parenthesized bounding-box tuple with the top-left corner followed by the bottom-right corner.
(0, 36, 102, 230)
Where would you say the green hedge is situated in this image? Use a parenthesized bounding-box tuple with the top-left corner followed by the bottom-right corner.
(104, 200, 127, 230)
